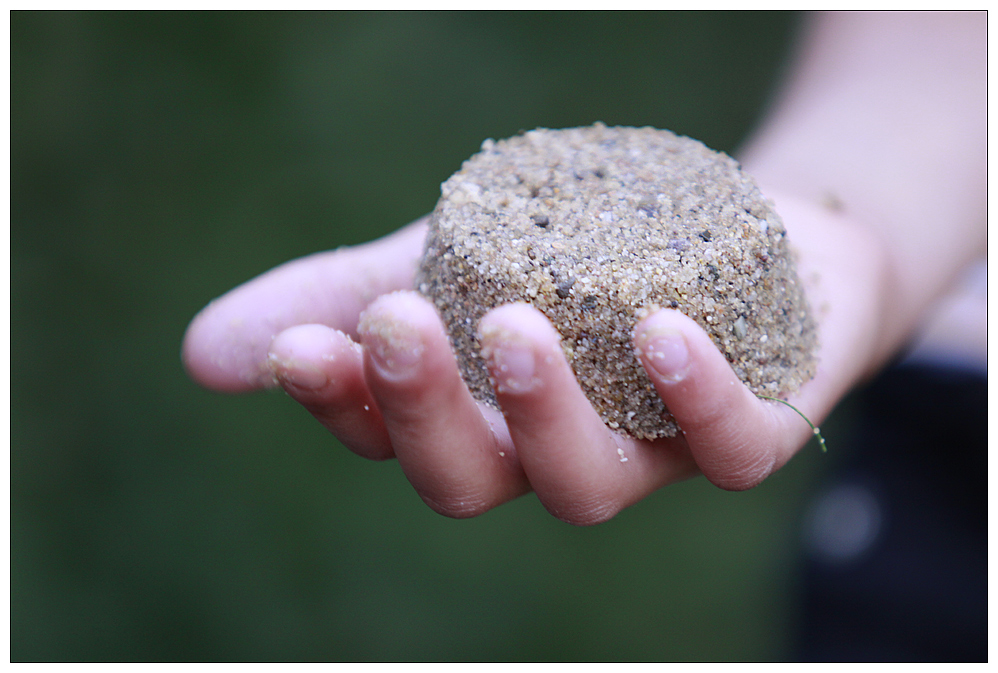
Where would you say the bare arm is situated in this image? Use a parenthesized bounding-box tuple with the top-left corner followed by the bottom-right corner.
(740, 11, 986, 370)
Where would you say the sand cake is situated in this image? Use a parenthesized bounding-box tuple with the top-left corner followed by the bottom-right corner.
(416, 124, 817, 439)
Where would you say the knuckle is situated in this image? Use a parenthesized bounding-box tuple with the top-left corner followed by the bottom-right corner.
(680, 386, 781, 491)
(419, 490, 495, 519)
(540, 491, 622, 527)
(701, 445, 776, 491)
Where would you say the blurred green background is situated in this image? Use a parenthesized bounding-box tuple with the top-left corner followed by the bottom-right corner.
(12, 11, 847, 661)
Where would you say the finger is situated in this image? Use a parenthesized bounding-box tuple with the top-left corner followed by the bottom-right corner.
(267, 324, 394, 461)
(634, 308, 812, 491)
(182, 218, 428, 392)
(479, 304, 698, 526)
(357, 291, 529, 518)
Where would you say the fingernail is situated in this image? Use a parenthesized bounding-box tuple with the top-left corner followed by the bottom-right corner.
(358, 310, 424, 379)
(637, 328, 689, 382)
(268, 354, 328, 391)
(479, 324, 539, 394)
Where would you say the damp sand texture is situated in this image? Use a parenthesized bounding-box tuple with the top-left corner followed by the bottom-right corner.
(416, 125, 817, 439)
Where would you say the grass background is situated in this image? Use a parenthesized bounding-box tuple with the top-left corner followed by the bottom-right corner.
(12, 11, 851, 661)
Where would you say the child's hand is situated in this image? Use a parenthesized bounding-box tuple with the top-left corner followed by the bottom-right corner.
(183, 194, 887, 524)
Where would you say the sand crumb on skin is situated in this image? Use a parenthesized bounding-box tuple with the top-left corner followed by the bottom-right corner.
(417, 124, 817, 439)
(357, 300, 427, 375)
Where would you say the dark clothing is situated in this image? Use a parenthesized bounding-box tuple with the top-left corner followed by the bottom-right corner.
(795, 363, 987, 662)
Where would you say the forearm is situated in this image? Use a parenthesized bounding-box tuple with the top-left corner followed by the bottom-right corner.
(739, 11, 986, 362)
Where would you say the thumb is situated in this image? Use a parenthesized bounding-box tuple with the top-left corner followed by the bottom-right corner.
(182, 218, 428, 392)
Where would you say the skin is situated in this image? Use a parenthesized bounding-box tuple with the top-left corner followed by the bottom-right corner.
(182, 12, 985, 525)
